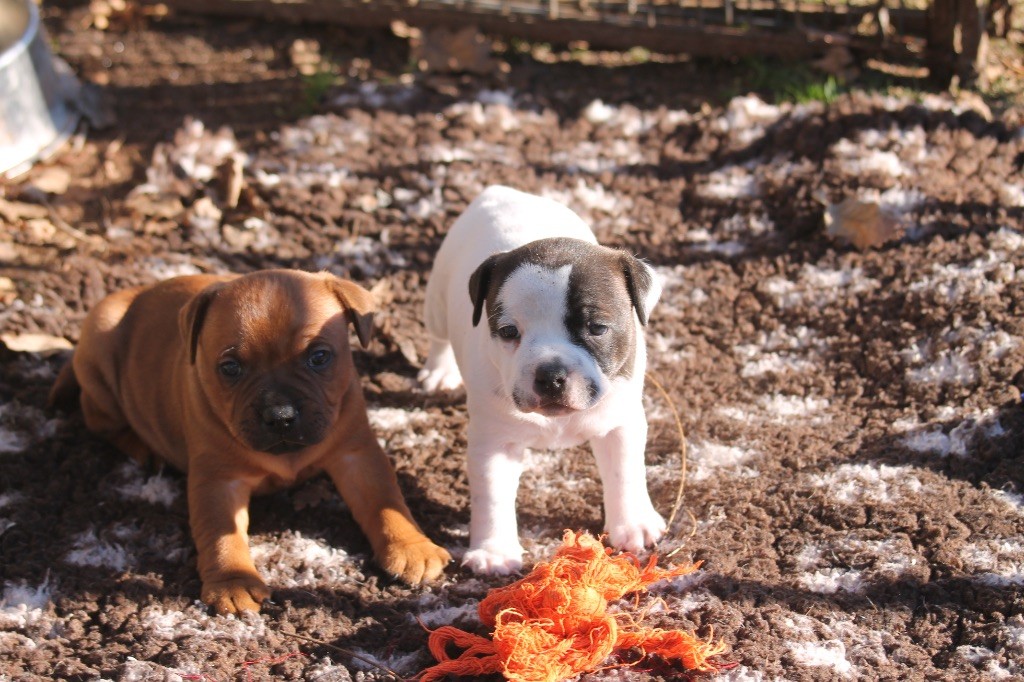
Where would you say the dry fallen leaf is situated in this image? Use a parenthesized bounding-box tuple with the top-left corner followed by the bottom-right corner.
(1, 333, 73, 353)
(395, 336, 419, 366)
(216, 155, 245, 210)
(0, 243, 18, 263)
(126, 192, 184, 222)
(0, 198, 49, 222)
(0, 277, 16, 306)
(811, 45, 859, 80)
(369, 277, 394, 305)
(29, 167, 72, 196)
(411, 24, 496, 75)
(88, 0, 168, 31)
(187, 196, 223, 226)
(823, 198, 900, 250)
(289, 39, 323, 76)
(23, 218, 77, 249)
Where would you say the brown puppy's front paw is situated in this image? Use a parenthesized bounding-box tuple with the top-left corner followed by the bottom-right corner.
(201, 575, 271, 615)
(378, 539, 452, 585)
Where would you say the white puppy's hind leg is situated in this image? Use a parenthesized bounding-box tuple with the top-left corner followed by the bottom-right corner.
(463, 438, 526, 575)
(591, 420, 666, 552)
(418, 338, 464, 391)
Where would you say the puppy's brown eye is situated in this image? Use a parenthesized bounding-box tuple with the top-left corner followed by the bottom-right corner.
(218, 359, 242, 378)
(497, 325, 520, 340)
(588, 323, 609, 336)
(307, 349, 333, 369)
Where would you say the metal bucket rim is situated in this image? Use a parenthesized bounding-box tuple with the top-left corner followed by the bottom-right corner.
(0, 0, 40, 71)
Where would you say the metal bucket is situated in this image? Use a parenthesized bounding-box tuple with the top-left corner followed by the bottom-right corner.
(0, 0, 80, 177)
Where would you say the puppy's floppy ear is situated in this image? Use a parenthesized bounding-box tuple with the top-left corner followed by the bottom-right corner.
(179, 283, 227, 365)
(468, 254, 500, 328)
(620, 252, 662, 326)
(324, 275, 376, 348)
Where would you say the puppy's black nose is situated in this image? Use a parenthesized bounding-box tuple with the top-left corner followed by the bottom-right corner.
(262, 403, 298, 433)
(534, 362, 568, 398)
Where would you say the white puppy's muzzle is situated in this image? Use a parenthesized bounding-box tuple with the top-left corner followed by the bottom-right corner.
(511, 353, 607, 415)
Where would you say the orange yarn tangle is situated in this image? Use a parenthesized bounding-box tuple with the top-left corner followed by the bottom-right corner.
(419, 530, 728, 682)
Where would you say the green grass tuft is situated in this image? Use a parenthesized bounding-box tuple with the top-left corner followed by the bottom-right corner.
(300, 71, 338, 113)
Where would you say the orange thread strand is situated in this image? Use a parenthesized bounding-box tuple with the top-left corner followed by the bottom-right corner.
(419, 530, 728, 682)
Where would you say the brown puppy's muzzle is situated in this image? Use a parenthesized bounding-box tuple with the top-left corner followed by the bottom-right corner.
(244, 388, 326, 454)
(261, 401, 298, 433)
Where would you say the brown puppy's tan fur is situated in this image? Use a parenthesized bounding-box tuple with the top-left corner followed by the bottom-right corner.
(49, 270, 450, 614)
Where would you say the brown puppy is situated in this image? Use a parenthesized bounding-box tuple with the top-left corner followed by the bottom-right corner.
(48, 269, 450, 614)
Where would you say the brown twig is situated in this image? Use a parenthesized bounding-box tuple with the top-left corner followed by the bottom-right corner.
(40, 198, 93, 243)
(279, 630, 405, 680)
(999, 56, 1024, 76)
(645, 371, 693, 552)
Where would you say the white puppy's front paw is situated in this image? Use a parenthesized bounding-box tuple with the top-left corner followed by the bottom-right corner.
(462, 542, 524, 575)
(606, 508, 667, 553)
(417, 364, 464, 392)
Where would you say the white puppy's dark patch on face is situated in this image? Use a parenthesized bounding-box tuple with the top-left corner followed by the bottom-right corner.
(469, 238, 656, 415)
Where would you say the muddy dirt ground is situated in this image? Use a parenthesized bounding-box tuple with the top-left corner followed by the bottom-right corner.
(1, 2, 1024, 680)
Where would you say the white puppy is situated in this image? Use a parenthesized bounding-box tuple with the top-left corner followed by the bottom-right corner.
(419, 185, 665, 574)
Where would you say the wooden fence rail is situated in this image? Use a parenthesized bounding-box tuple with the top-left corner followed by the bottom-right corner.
(152, 0, 991, 84)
